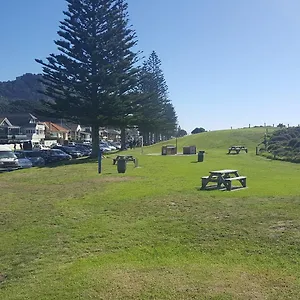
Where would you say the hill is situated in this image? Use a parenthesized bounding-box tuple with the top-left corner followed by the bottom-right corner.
(0, 73, 47, 113)
(141, 127, 274, 155)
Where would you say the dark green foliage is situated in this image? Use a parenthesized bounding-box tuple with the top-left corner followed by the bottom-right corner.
(0, 73, 47, 101)
(176, 126, 187, 137)
(265, 126, 300, 163)
(138, 51, 177, 142)
(36, 0, 140, 155)
(191, 127, 206, 134)
(0, 73, 48, 113)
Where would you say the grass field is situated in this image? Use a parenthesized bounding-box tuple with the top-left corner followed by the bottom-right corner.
(1, 127, 300, 299)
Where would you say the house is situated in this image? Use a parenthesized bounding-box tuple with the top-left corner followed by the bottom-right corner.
(79, 126, 92, 142)
(2, 113, 46, 143)
(100, 128, 121, 141)
(0, 115, 36, 144)
(63, 122, 82, 141)
(43, 122, 69, 144)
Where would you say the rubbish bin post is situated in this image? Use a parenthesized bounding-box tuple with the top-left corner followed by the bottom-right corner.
(198, 150, 205, 162)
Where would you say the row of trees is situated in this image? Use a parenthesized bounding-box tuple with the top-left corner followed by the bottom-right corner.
(36, 0, 177, 156)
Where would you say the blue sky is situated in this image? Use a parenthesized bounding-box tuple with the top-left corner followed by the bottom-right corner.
(1, 0, 300, 132)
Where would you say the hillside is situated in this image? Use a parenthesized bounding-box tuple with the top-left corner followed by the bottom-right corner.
(140, 127, 274, 155)
(0, 73, 47, 113)
(263, 126, 300, 163)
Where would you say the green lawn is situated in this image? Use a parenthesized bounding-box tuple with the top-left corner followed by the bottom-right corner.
(1, 128, 300, 299)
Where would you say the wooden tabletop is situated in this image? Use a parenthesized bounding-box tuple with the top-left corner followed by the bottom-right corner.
(210, 169, 238, 174)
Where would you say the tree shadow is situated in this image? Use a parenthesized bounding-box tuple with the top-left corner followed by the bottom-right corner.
(38, 157, 98, 168)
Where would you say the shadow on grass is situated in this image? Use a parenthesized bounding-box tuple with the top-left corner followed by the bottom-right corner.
(38, 157, 98, 169)
(196, 185, 247, 192)
(36, 151, 130, 169)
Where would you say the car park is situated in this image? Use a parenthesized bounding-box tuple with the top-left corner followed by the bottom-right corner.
(15, 150, 45, 167)
(51, 145, 83, 158)
(38, 149, 72, 164)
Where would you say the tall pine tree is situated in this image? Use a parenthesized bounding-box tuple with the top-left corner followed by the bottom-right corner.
(138, 51, 177, 143)
(36, 0, 140, 156)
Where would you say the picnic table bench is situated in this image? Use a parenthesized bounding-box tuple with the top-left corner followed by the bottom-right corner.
(112, 155, 136, 165)
(201, 169, 247, 191)
(227, 145, 248, 154)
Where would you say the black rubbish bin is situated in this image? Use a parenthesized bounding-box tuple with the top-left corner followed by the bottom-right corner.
(117, 158, 127, 173)
(198, 150, 205, 162)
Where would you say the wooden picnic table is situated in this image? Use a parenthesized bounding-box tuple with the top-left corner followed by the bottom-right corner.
(201, 169, 247, 191)
(112, 155, 136, 165)
(228, 145, 248, 154)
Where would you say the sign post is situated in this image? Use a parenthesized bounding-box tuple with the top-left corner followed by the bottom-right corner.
(98, 149, 102, 174)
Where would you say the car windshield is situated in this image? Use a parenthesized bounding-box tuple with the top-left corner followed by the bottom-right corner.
(15, 152, 26, 158)
(25, 151, 41, 157)
(52, 149, 66, 155)
(0, 151, 16, 159)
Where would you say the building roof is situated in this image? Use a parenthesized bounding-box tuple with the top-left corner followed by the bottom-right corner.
(62, 122, 81, 131)
(0, 113, 38, 126)
(44, 122, 69, 133)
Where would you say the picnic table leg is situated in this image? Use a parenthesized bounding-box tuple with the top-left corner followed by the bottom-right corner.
(239, 178, 247, 187)
(201, 178, 209, 190)
(217, 175, 224, 189)
(225, 181, 232, 191)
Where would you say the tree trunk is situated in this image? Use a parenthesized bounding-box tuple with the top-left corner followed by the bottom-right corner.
(91, 124, 99, 158)
(143, 132, 149, 146)
(121, 127, 126, 150)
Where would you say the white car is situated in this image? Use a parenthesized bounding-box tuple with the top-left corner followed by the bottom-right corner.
(101, 141, 116, 151)
(99, 143, 112, 153)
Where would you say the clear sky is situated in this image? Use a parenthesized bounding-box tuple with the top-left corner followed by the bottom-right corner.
(1, 0, 300, 132)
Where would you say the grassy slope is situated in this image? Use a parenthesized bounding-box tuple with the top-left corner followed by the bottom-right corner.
(1, 127, 300, 300)
(142, 127, 273, 154)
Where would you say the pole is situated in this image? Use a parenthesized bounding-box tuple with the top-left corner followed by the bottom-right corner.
(176, 136, 178, 154)
(98, 149, 102, 174)
(141, 136, 143, 154)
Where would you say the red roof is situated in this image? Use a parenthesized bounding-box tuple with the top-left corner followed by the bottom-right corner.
(44, 122, 69, 133)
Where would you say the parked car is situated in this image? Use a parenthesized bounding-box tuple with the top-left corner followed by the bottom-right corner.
(110, 141, 121, 150)
(101, 141, 117, 151)
(52, 145, 83, 158)
(0, 145, 20, 172)
(72, 144, 92, 156)
(14, 152, 33, 169)
(38, 149, 72, 164)
(15, 150, 45, 167)
(99, 142, 112, 153)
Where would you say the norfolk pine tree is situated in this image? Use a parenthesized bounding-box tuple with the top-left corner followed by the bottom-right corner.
(36, 0, 140, 156)
(138, 51, 177, 143)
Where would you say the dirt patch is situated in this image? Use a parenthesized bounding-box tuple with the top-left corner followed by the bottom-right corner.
(269, 220, 294, 232)
(87, 176, 137, 183)
(0, 273, 7, 283)
(0, 181, 13, 189)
